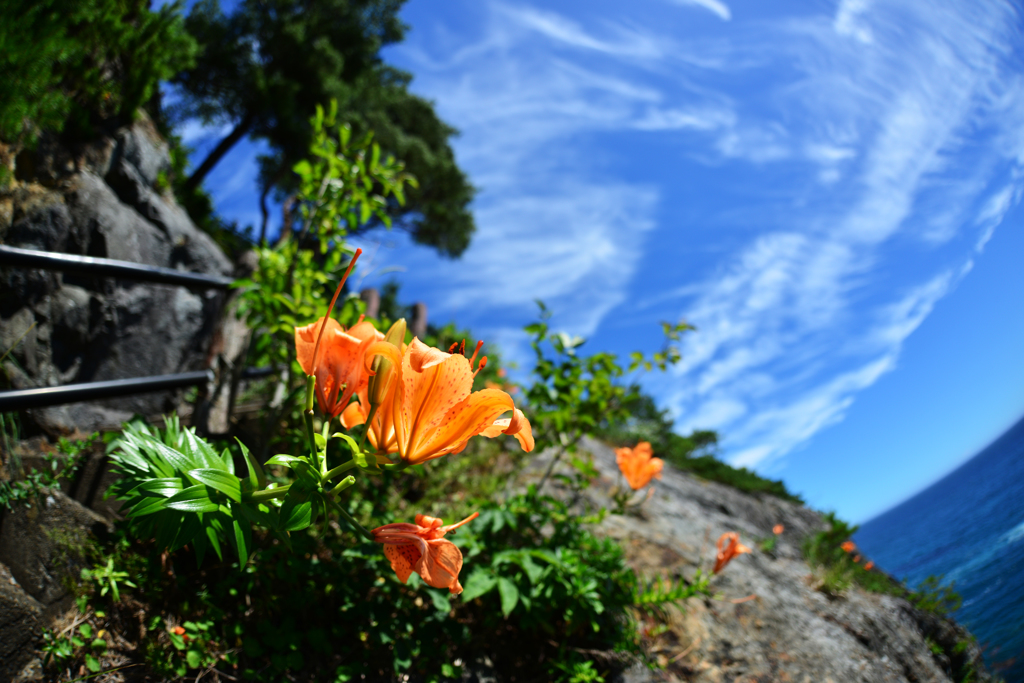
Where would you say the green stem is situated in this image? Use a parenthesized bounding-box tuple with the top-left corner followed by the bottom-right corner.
(358, 404, 378, 449)
(304, 375, 320, 473)
(334, 502, 373, 541)
(381, 460, 410, 473)
(324, 459, 357, 481)
(305, 409, 319, 473)
(245, 485, 291, 503)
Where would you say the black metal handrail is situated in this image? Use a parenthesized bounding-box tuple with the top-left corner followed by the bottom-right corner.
(0, 244, 235, 289)
(0, 366, 278, 412)
(0, 246, 278, 412)
(0, 371, 214, 412)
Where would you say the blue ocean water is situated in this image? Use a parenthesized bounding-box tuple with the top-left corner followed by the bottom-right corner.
(855, 414, 1024, 681)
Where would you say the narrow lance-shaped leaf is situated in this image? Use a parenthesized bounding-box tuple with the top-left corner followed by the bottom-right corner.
(236, 438, 266, 490)
(165, 485, 219, 513)
(231, 504, 251, 568)
(188, 468, 242, 503)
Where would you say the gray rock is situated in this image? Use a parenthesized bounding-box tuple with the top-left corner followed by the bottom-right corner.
(1, 118, 233, 432)
(105, 159, 231, 276)
(113, 119, 169, 188)
(528, 437, 994, 683)
(0, 489, 111, 607)
(66, 170, 172, 266)
(0, 563, 44, 683)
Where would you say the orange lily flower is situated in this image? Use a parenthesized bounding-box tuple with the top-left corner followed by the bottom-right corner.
(615, 441, 664, 490)
(864, 561, 874, 571)
(773, 524, 784, 535)
(713, 532, 751, 574)
(354, 337, 534, 464)
(372, 512, 479, 594)
(853, 554, 861, 563)
(295, 317, 383, 419)
(841, 540, 857, 553)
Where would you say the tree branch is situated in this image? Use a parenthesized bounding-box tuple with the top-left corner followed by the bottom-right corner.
(183, 111, 256, 194)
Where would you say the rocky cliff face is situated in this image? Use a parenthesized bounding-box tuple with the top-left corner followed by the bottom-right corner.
(540, 438, 995, 683)
(0, 117, 232, 432)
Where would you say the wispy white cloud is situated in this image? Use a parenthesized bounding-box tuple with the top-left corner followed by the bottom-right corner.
(665, 0, 732, 22)
(498, 4, 670, 60)
(656, 0, 1024, 468)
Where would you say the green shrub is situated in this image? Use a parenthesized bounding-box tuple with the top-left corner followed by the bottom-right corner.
(0, 431, 93, 511)
(0, 0, 196, 147)
(803, 512, 963, 616)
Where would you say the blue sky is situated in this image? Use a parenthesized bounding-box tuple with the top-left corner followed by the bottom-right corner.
(186, 0, 1024, 522)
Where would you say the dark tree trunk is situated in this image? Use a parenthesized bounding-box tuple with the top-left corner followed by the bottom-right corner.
(277, 194, 298, 245)
(259, 181, 271, 245)
(258, 168, 287, 244)
(183, 112, 256, 195)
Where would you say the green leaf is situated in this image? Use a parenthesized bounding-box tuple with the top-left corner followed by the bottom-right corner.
(188, 469, 242, 503)
(517, 555, 544, 584)
(354, 448, 381, 474)
(220, 447, 235, 475)
(184, 430, 225, 471)
(169, 511, 203, 553)
(429, 590, 451, 613)
(237, 438, 266, 490)
(279, 488, 313, 532)
(85, 654, 101, 673)
(126, 496, 167, 518)
(79, 624, 93, 638)
(266, 454, 306, 468)
(293, 159, 312, 179)
(232, 514, 250, 567)
(459, 569, 497, 602)
(186, 649, 202, 669)
(145, 437, 200, 477)
(131, 477, 184, 497)
(497, 577, 520, 617)
(165, 485, 219, 513)
(206, 524, 224, 561)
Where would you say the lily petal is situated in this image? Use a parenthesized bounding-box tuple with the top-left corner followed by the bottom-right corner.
(479, 409, 535, 452)
(409, 388, 516, 463)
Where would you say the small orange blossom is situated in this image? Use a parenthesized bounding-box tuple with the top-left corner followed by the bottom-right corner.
(841, 541, 857, 553)
(372, 512, 479, 594)
(864, 561, 874, 571)
(713, 532, 751, 574)
(773, 524, 784, 535)
(615, 441, 664, 490)
(353, 337, 534, 464)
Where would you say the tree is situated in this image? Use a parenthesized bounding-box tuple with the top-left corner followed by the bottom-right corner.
(0, 0, 196, 148)
(170, 0, 475, 256)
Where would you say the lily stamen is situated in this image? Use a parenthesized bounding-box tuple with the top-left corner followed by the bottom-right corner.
(311, 248, 362, 371)
(468, 340, 484, 366)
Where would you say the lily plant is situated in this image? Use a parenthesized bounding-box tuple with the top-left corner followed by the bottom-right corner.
(107, 248, 533, 594)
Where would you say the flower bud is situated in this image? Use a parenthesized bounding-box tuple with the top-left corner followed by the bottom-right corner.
(367, 318, 407, 410)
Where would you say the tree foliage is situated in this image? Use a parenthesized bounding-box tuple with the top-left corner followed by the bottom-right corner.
(171, 0, 475, 255)
(0, 0, 196, 147)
